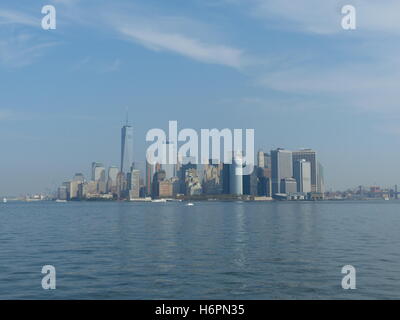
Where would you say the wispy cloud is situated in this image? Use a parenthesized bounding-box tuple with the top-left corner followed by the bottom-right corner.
(116, 24, 244, 68)
(0, 9, 38, 27)
(0, 7, 59, 67)
(0, 33, 59, 67)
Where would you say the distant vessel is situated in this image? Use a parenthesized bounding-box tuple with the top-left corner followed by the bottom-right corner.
(55, 199, 67, 203)
(186, 202, 194, 206)
(2, 198, 7, 203)
(152, 199, 167, 203)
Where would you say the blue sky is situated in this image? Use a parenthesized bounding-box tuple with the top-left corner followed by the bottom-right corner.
(1, 0, 400, 195)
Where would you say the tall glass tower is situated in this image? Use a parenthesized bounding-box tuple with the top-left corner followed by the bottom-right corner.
(120, 116, 133, 175)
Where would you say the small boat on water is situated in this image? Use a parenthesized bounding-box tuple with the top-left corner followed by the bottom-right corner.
(55, 199, 67, 203)
(186, 202, 194, 206)
(152, 199, 167, 203)
(3, 198, 7, 203)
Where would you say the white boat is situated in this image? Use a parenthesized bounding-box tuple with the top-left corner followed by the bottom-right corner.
(55, 199, 67, 203)
(3, 198, 7, 203)
(152, 199, 167, 203)
(186, 202, 194, 206)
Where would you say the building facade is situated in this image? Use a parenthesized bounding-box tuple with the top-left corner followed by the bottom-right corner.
(271, 148, 293, 196)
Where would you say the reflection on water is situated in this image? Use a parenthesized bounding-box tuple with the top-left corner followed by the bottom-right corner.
(0, 201, 400, 299)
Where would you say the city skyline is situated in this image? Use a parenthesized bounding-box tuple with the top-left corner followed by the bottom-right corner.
(1, 116, 399, 197)
(2, 1, 400, 195)
(0, 114, 398, 197)
(47, 120, 397, 202)
(54, 120, 326, 201)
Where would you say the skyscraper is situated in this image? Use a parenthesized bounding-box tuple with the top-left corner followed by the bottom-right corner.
(293, 159, 311, 193)
(229, 152, 244, 195)
(120, 117, 134, 175)
(257, 150, 265, 168)
(129, 169, 140, 199)
(161, 140, 177, 180)
(107, 166, 119, 193)
(108, 166, 119, 183)
(271, 148, 293, 195)
(292, 149, 317, 192)
(91, 162, 105, 182)
(145, 157, 155, 196)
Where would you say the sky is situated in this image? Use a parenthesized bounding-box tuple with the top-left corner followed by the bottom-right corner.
(1, 0, 400, 196)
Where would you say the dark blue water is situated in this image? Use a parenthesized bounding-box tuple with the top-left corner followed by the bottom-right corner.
(0, 201, 399, 299)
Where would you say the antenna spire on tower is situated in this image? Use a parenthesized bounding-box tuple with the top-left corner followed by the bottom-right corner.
(125, 107, 129, 126)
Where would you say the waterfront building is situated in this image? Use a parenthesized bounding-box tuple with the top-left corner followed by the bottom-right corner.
(57, 186, 68, 200)
(159, 180, 173, 198)
(222, 163, 231, 194)
(257, 176, 272, 197)
(202, 160, 223, 195)
(229, 152, 244, 195)
(292, 149, 317, 192)
(243, 167, 258, 196)
(116, 171, 127, 199)
(271, 148, 293, 196)
(185, 169, 202, 196)
(129, 169, 140, 199)
(152, 170, 166, 198)
(293, 159, 312, 193)
(161, 140, 177, 180)
(145, 157, 155, 196)
(280, 177, 297, 194)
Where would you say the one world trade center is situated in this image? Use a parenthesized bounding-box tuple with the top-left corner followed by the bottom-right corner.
(120, 115, 133, 175)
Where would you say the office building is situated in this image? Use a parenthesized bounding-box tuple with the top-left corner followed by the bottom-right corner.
(145, 156, 155, 196)
(129, 169, 140, 199)
(159, 180, 173, 198)
(229, 152, 244, 195)
(257, 150, 265, 168)
(92, 162, 105, 182)
(185, 169, 202, 196)
(222, 163, 231, 194)
(292, 149, 317, 192)
(271, 148, 293, 195)
(121, 121, 134, 175)
(161, 140, 177, 180)
(294, 159, 312, 193)
(57, 186, 68, 200)
(280, 177, 297, 194)
(243, 168, 258, 196)
(152, 170, 166, 198)
(73, 173, 85, 182)
(107, 166, 119, 193)
(202, 160, 223, 195)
